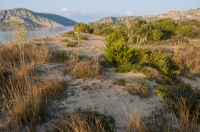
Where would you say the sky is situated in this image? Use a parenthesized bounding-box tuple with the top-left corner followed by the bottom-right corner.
(0, 0, 200, 23)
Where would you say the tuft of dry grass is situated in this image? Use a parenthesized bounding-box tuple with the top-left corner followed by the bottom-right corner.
(65, 57, 104, 79)
(126, 109, 149, 132)
(52, 111, 114, 132)
(123, 81, 151, 98)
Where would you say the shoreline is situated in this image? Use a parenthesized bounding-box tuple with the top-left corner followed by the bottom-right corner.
(0, 26, 73, 44)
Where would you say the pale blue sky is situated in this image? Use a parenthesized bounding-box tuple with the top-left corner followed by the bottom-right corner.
(0, 0, 200, 22)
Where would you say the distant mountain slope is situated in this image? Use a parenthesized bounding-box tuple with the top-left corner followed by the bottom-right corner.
(0, 8, 76, 28)
(95, 8, 200, 24)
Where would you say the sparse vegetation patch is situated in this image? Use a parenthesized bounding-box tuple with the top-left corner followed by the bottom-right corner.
(52, 111, 114, 132)
(124, 81, 151, 98)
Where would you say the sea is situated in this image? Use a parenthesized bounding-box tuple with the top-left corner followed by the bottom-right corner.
(0, 26, 73, 44)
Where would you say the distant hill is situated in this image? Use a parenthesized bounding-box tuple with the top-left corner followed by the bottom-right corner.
(0, 8, 76, 28)
(95, 8, 200, 24)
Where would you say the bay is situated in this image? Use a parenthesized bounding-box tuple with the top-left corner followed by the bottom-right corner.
(0, 26, 73, 44)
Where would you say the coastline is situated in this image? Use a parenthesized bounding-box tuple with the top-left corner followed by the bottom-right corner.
(0, 26, 73, 44)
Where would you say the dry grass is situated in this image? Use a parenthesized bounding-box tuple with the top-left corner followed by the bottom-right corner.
(0, 27, 65, 130)
(173, 45, 200, 75)
(126, 109, 149, 132)
(123, 81, 151, 98)
(65, 57, 104, 79)
(1, 75, 64, 129)
(52, 111, 114, 132)
(126, 97, 200, 132)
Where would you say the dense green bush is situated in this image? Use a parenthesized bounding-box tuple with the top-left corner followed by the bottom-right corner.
(74, 23, 91, 33)
(105, 40, 179, 77)
(152, 29, 164, 41)
(105, 30, 128, 46)
(176, 25, 193, 37)
(105, 43, 138, 67)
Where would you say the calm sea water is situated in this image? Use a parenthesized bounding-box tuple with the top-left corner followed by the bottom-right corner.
(0, 26, 73, 44)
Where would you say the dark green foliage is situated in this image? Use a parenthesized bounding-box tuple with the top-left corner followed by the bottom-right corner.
(74, 23, 91, 33)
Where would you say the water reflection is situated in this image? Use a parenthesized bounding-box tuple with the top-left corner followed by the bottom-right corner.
(0, 27, 73, 44)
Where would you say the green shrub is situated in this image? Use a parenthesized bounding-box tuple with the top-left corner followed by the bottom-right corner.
(155, 85, 173, 101)
(74, 23, 91, 33)
(152, 29, 164, 41)
(105, 30, 128, 46)
(138, 49, 177, 76)
(66, 31, 74, 37)
(176, 25, 193, 37)
(66, 41, 78, 47)
(105, 43, 138, 67)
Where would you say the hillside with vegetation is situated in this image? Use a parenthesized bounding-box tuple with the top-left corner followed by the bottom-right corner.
(95, 8, 200, 24)
(0, 8, 76, 28)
